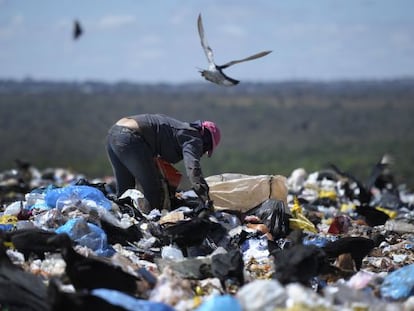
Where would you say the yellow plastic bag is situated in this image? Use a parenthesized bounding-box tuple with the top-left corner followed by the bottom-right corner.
(0, 215, 18, 225)
(375, 206, 397, 219)
(318, 189, 337, 201)
(289, 197, 318, 233)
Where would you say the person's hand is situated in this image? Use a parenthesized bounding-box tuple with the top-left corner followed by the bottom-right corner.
(195, 199, 214, 218)
(205, 199, 214, 211)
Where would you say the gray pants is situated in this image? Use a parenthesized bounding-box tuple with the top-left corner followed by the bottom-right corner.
(106, 125, 162, 210)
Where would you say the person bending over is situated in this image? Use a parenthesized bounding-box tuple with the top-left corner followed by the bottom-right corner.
(106, 113, 221, 212)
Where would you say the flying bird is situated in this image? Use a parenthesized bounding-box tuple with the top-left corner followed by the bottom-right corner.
(73, 19, 83, 40)
(197, 13, 272, 86)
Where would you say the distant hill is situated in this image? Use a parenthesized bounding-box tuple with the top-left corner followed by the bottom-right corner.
(1, 78, 413, 188)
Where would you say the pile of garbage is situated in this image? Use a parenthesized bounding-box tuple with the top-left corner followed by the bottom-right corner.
(1, 156, 414, 311)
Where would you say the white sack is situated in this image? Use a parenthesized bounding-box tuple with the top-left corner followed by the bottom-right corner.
(206, 173, 288, 213)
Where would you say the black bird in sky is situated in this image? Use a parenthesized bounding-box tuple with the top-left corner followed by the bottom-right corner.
(197, 13, 272, 86)
(47, 233, 141, 295)
(0, 239, 50, 311)
(73, 19, 83, 40)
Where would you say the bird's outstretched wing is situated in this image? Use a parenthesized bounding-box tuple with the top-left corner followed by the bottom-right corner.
(197, 14, 215, 68)
(220, 50, 272, 69)
(73, 20, 83, 40)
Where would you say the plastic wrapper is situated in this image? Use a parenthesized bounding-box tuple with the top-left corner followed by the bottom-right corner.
(236, 279, 287, 311)
(195, 294, 242, 311)
(289, 197, 317, 233)
(380, 263, 414, 300)
(55, 217, 115, 257)
(45, 185, 113, 210)
(92, 288, 175, 311)
(161, 244, 184, 260)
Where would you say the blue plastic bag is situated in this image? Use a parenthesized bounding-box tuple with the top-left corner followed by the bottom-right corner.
(0, 224, 14, 231)
(91, 289, 175, 311)
(303, 234, 337, 247)
(380, 263, 414, 300)
(56, 218, 114, 257)
(45, 185, 112, 210)
(195, 295, 242, 311)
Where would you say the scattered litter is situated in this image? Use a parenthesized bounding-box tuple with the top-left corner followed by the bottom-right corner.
(1, 160, 414, 310)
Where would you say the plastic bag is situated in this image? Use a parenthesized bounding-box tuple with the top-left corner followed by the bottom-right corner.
(380, 263, 414, 300)
(91, 288, 175, 311)
(161, 244, 184, 260)
(0, 215, 18, 225)
(45, 185, 113, 210)
(241, 236, 269, 263)
(25, 192, 50, 211)
(246, 199, 290, 239)
(236, 279, 287, 311)
(289, 197, 318, 233)
(3, 201, 23, 216)
(119, 189, 150, 212)
(211, 249, 244, 285)
(195, 295, 242, 311)
(55, 217, 114, 257)
(205, 174, 287, 213)
(155, 157, 182, 189)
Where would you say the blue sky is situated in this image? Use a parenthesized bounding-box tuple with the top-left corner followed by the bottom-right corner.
(1, 0, 413, 83)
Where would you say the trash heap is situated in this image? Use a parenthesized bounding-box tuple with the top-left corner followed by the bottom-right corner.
(1, 157, 414, 311)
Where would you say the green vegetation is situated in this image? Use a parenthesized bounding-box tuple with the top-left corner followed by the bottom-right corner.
(0, 79, 413, 188)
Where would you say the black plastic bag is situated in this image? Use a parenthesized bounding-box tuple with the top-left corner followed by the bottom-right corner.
(246, 199, 290, 239)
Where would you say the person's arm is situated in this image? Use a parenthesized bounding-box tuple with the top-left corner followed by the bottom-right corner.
(179, 132, 210, 203)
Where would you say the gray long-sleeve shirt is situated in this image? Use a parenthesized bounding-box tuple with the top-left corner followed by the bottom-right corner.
(130, 114, 210, 202)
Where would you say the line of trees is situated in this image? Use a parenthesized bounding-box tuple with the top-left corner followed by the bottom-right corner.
(1, 79, 413, 188)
